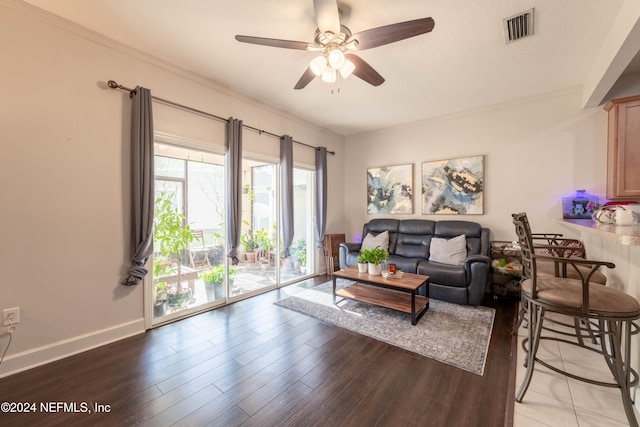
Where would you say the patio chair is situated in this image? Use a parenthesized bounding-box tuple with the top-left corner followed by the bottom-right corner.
(188, 230, 212, 269)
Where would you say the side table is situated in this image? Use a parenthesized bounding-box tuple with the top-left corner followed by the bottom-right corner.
(490, 241, 522, 299)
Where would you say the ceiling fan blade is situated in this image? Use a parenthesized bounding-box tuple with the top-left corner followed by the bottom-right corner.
(313, 0, 341, 35)
(235, 35, 310, 50)
(348, 17, 435, 50)
(294, 67, 317, 90)
(345, 54, 385, 86)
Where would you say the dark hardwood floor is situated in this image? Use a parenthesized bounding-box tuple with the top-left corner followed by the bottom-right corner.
(0, 276, 518, 427)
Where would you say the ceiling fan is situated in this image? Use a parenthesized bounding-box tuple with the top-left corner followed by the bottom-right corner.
(235, 0, 435, 89)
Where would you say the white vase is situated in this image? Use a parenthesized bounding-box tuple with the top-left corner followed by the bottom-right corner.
(368, 263, 382, 276)
(357, 262, 368, 273)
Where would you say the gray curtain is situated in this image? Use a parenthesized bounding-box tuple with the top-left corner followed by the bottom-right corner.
(315, 147, 327, 249)
(280, 135, 294, 257)
(122, 86, 155, 286)
(226, 118, 243, 265)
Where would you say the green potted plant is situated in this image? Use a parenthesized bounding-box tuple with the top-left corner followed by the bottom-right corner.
(240, 229, 257, 263)
(291, 239, 307, 274)
(201, 265, 236, 301)
(153, 191, 195, 304)
(362, 246, 388, 275)
(254, 229, 273, 252)
(153, 281, 169, 317)
(356, 253, 369, 273)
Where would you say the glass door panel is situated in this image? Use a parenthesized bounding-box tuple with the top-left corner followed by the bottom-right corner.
(281, 168, 315, 283)
(151, 148, 229, 325)
(234, 160, 277, 298)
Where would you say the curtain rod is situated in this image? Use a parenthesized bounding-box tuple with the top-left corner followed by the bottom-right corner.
(107, 80, 335, 156)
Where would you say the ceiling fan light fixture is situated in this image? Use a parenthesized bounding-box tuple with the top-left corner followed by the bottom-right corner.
(310, 55, 327, 76)
(321, 68, 337, 83)
(344, 39, 359, 51)
(339, 59, 355, 78)
(327, 48, 345, 69)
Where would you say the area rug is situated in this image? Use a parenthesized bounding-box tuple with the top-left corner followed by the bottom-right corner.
(275, 281, 495, 375)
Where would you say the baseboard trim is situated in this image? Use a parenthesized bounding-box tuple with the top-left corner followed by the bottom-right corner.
(0, 319, 145, 379)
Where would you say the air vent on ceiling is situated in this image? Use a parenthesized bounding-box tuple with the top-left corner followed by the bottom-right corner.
(503, 8, 534, 43)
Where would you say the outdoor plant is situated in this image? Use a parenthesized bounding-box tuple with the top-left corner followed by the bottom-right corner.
(291, 239, 307, 265)
(240, 229, 257, 252)
(254, 229, 273, 251)
(201, 265, 237, 301)
(201, 265, 237, 284)
(153, 191, 195, 288)
(153, 281, 169, 302)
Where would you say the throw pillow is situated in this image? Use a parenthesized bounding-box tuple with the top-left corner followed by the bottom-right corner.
(429, 234, 467, 265)
(361, 230, 389, 252)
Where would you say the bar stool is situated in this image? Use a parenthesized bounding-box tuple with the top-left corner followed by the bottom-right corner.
(512, 212, 640, 427)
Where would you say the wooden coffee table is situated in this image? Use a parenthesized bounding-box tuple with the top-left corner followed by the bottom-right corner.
(332, 266, 430, 325)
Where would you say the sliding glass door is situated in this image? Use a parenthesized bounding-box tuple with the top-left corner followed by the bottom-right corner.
(151, 145, 228, 324)
(149, 142, 317, 324)
(280, 168, 315, 283)
(233, 160, 278, 298)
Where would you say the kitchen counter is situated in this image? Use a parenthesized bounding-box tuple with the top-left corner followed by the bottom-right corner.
(559, 219, 640, 246)
(559, 218, 640, 377)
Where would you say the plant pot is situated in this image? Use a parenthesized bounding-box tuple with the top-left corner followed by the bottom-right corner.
(153, 300, 167, 317)
(245, 252, 257, 263)
(215, 282, 225, 300)
(204, 282, 216, 302)
(205, 281, 228, 302)
(167, 287, 192, 308)
(357, 263, 368, 273)
(368, 263, 382, 276)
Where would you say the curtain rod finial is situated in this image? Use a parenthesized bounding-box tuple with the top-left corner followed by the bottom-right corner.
(107, 80, 119, 89)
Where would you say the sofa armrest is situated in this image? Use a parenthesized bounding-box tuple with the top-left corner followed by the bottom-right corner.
(464, 253, 490, 267)
(339, 242, 362, 269)
(464, 254, 491, 305)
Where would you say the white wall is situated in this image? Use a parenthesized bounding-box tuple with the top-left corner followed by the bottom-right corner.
(344, 88, 608, 242)
(0, 2, 344, 377)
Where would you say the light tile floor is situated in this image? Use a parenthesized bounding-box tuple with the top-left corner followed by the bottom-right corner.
(513, 313, 640, 426)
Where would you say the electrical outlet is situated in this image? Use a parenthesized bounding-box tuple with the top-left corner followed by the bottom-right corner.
(2, 307, 20, 326)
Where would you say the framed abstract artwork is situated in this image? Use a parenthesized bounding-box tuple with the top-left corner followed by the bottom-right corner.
(367, 164, 413, 214)
(421, 155, 484, 215)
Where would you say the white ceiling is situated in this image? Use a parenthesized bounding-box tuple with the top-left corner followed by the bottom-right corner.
(21, 0, 634, 136)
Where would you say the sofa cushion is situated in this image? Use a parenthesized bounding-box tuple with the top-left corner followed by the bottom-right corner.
(429, 234, 467, 265)
(361, 230, 389, 252)
(434, 221, 484, 255)
(395, 233, 430, 258)
(362, 219, 399, 253)
(387, 255, 421, 274)
(418, 261, 468, 287)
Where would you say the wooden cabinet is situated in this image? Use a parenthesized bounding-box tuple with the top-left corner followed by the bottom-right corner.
(323, 233, 345, 275)
(604, 95, 640, 199)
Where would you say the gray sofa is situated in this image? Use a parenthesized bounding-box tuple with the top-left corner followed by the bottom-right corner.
(339, 219, 491, 305)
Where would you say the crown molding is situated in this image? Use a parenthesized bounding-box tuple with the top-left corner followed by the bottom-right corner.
(1, 0, 344, 140)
